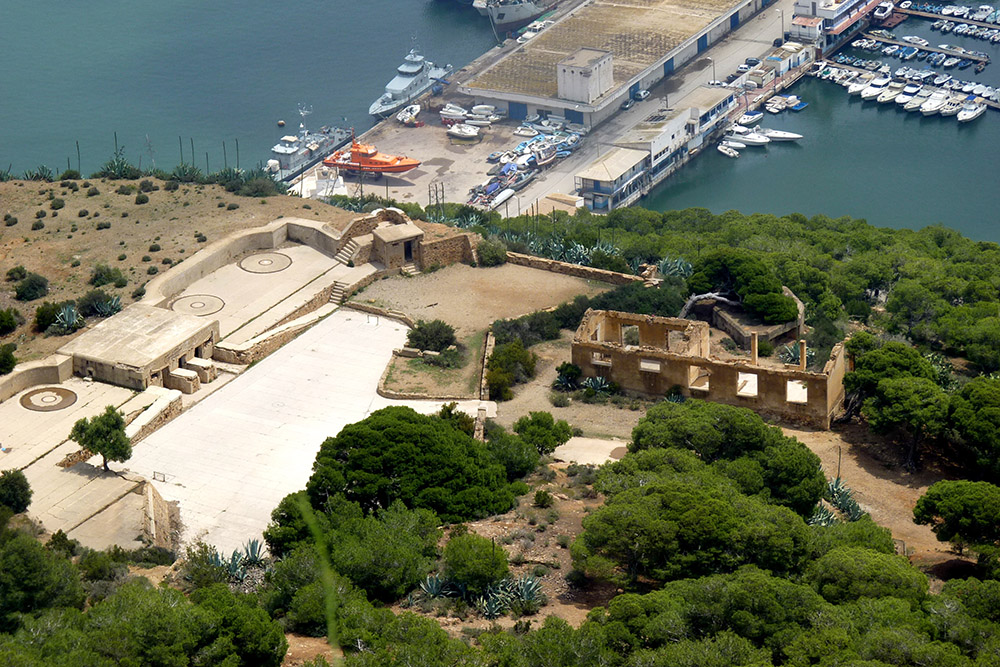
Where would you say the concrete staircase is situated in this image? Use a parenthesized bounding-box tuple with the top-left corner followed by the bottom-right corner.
(334, 238, 359, 265)
(401, 263, 420, 276)
(328, 281, 349, 305)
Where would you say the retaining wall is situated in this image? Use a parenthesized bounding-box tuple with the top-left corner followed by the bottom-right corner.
(0, 354, 74, 403)
(505, 252, 644, 285)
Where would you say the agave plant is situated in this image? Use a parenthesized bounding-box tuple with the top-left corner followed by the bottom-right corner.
(666, 392, 686, 404)
(22, 165, 54, 182)
(827, 478, 865, 521)
(591, 240, 617, 256)
(226, 550, 247, 582)
(778, 343, 816, 366)
(510, 576, 543, 603)
(564, 242, 591, 266)
(98, 147, 139, 180)
(553, 374, 577, 392)
(808, 505, 838, 527)
(206, 547, 225, 570)
(242, 538, 266, 567)
(52, 304, 84, 334)
(419, 574, 446, 599)
(94, 295, 122, 318)
(475, 593, 508, 620)
(0, 165, 15, 182)
(582, 376, 611, 394)
(658, 256, 693, 278)
(171, 162, 204, 183)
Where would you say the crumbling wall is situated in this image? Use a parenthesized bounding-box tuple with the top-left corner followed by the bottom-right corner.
(505, 252, 644, 285)
(572, 310, 844, 429)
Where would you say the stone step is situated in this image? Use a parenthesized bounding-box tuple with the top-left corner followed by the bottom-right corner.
(400, 263, 419, 277)
(328, 281, 348, 304)
(334, 239, 359, 265)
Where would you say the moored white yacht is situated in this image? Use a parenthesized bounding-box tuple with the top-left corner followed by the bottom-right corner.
(760, 127, 803, 141)
(877, 80, 906, 103)
(740, 130, 771, 146)
(920, 90, 950, 115)
(861, 76, 891, 100)
(957, 101, 987, 122)
(904, 88, 933, 111)
(896, 83, 922, 105)
(848, 73, 876, 95)
(738, 110, 764, 125)
(940, 95, 965, 116)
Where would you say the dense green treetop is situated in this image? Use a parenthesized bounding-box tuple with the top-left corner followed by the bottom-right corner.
(513, 411, 572, 455)
(688, 247, 800, 323)
(306, 406, 516, 523)
(69, 405, 131, 472)
(806, 546, 929, 606)
(950, 377, 1000, 484)
(0, 469, 32, 514)
(914, 480, 1000, 548)
(862, 377, 950, 470)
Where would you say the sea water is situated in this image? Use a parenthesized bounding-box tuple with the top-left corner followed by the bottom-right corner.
(0, 0, 494, 175)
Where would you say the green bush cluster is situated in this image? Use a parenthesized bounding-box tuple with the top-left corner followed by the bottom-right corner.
(14, 273, 48, 301)
(89, 263, 127, 288)
(487, 340, 537, 401)
(406, 319, 456, 352)
(0, 344, 16, 374)
(0, 308, 20, 336)
(477, 238, 508, 266)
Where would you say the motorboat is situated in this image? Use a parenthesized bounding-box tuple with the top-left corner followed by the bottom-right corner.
(943, 57, 961, 68)
(513, 126, 539, 137)
(874, 2, 895, 20)
(447, 123, 480, 139)
(861, 76, 891, 100)
(957, 101, 987, 121)
(717, 144, 740, 158)
(729, 124, 751, 134)
(738, 110, 764, 125)
(322, 135, 421, 173)
(369, 49, 452, 117)
(396, 104, 420, 124)
(740, 130, 772, 145)
(904, 87, 933, 111)
(877, 79, 907, 102)
(896, 83, 922, 104)
(902, 35, 930, 46)
(920, 89, 951, 114)
(721, 139, 747, 149)
(848, 73, 876, 95)
(940, 95, 964, 115)
(760, 127, 803, 141)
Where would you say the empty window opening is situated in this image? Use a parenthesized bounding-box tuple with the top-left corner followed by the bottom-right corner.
(639, 359, 661, 373)
(592, 352, 613, 367)
(622, 325, 640, 346)
(688, 366, 710, 391)
(787, 379, 808, 404)
(737, 372, 758, 398)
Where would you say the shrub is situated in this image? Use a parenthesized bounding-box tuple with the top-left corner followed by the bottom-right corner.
(0, 469, 32, 513)
(139, 179, 155, 192)
(549, 392, 570, 408)
(0, 308, 19, 336)
(196, 233, 207, 243)
(147, 266, 159, 275)
(0, 344, 16, 374)
(15, 273, 49, 301)
(134, 193, 149, 205)
(35, 209, 46, 219)
(444, 533, 509, 595)
(78, 209, 89, 217)
(77, 290, 116, 317)
(514, 411, 572, 455)
(34, 301, 73, 331)
(117, 254, 127, 261)
(5, 266, 27, 282)
(533, 489, 554, 508)
(87, 186, 100, 196)
(31, 220, 44, 231)
(161, 258, 172, 265)
(493, 310, 560, 348)
(96, 221, 111, 230)
(164, 180, 179, 191)
(50, 198, 64, 210)
(407, 319, 456, 352)
(3, 215, 16, 227)
(58, 169, 81, 180)
(116, 184, 135, 195)
(477, 238, 508, 267)
(89, 263, 127, 288)
(487, 340, 537, 401)
(148, 243, 160, 252)
(758, 339, 774, 357)
(226, 203, 239, 210)
(217, 202, 225, 208)
(141, 255, 151, 262)
(131, 284, 147, 300)
(180, 542, 227, 592)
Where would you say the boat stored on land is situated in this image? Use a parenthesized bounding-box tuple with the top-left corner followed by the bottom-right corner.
(369, 49, 452, 117)
(447, 123, 480, 139)
(322, 135, 421, 174)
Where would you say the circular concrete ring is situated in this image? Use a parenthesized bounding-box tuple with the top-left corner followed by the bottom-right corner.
(239, 252, 292, 274)
(171, 294, 226, 316)
(20, 387, 78, 412)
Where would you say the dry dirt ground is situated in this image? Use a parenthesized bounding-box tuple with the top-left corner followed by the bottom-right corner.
(351, 263, 610, 339)
(282, 635, 342, 667)
(383, 329, 487, 398)
(0, 179, 353, 362)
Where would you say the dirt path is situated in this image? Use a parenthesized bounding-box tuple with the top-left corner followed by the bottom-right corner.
(785, 424, 949, 566)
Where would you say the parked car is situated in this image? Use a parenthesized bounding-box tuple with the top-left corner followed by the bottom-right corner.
(620, 98, 635, 110)
(633, 89, 650, 101)
(737, 64, 750, 73)
(708, 80, 724, 87)
(726, 73, 740, 83)
(745, 57, 761, 66)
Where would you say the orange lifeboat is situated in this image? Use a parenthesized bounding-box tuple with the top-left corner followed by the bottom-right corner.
(322, 134, 420, 174)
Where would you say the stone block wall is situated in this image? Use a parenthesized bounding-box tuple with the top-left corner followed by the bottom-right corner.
(572, 310, 845, 429)
(0, 354, 74, 403)
(505, 252, 644, 285)
(420, 234, 477, 268)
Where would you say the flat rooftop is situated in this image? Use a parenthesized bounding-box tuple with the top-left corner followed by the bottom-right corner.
(60, 304, 214, 369)
(466, 0, 742, 101)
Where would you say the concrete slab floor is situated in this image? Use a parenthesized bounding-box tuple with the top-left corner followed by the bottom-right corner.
(170, 244, 341, 340)
(553, 437, 628, 466)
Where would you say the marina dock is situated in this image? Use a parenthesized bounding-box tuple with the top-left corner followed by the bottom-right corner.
(861, 32, 990, 62)
(896, 7, 1000, 30)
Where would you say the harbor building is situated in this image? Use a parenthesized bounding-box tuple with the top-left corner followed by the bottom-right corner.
(459, 0, 778, 128)
(789, 0, 881, 53)
(575, 86, 736, 211)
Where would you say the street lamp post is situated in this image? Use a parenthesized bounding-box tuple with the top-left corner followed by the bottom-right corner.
(777, 8, 785, 39)
(707, 56, 717, 83)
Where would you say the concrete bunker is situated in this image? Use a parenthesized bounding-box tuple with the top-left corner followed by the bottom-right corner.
(571, 309, 846, 429)
(59, 304, 220, 394)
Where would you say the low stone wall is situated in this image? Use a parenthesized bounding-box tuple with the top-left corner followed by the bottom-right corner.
(124, 387, 183, 444)
(0, 354, 74, 403)
(213, 304, 337, 365)
(342, 302, 416, 328)
(505, 252, 644, 286)
(420, 234, 477, 268)
(480, 331, 495, 401)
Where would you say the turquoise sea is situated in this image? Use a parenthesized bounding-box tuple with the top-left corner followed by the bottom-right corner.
(1, 3, 998, 239)
(0, 0, 495, 175)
